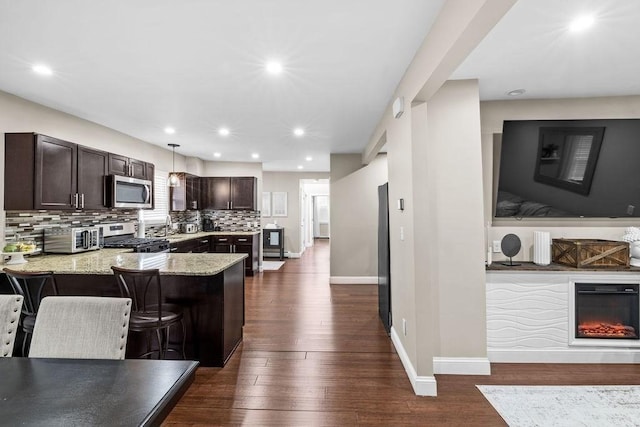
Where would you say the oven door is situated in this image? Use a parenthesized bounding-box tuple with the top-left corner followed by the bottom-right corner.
(108, 175, 153, 209)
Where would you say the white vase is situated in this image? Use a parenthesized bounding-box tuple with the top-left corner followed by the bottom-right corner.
(533, 231, 551, 266)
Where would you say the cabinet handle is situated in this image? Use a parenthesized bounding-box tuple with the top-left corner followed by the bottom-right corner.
(70, 194, 74, 207)
(237, 238, 247, 242)
(170, 247, 178, 252)
(74, 193, 79, 209)
(227, 201, 230, 209)
(80, 193, 85, 209)
(201, 240, 209, 244)
(232, 244, 236, 253)
(218, 238, 228, 242)
(230, 201, 233, 209)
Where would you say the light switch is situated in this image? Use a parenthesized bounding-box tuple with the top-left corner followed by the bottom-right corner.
(400, 226, 404, 241)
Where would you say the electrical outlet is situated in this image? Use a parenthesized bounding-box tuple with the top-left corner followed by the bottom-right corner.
(402, 318, 407, 336)
(492, 240, 502, 253)
(400, 227, 404, 241)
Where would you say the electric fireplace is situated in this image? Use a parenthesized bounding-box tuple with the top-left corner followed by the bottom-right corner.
(574, 283, 639, 340)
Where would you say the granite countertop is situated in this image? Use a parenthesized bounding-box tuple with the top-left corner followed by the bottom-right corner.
(3, 249, 247, 276)
(164, 231, 260, 243)
(487, 261, 640, 273)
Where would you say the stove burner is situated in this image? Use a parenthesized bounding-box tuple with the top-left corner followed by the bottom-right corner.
(103, 236, 170, 253)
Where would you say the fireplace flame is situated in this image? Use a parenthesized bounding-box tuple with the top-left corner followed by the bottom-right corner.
(578, 322, 637, 338)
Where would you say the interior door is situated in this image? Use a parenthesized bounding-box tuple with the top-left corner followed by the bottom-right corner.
(378, 183, 391, 334)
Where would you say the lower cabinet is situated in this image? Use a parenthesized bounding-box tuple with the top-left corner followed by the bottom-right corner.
(211, 234, 259, 276)
(170, 237, 210, 253)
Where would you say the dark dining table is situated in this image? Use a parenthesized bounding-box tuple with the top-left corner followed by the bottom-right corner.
(0, 357, 198, 426)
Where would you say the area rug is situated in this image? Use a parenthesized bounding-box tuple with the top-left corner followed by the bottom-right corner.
(477, 385, 640, 427)
(262, 261, 285, 271)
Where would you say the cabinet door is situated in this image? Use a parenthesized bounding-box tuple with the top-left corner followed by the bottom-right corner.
(211, 236, 232, 253)
(129, 158, 147, 179)
(230, 177, 256, 210)
(108, 153, 129, 176)
(77, 146, 109, 210)
(202, 177, 231, 210)
(186, 174, 200, 210)
(234, 235, 257, 275)
(35, 135, 77, 210)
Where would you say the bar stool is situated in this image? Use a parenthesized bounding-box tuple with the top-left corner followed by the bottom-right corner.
(111, 266, 185, 359)
(3, 268, 58, 357)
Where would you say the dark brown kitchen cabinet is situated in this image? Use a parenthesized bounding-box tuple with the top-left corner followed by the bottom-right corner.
(5, 133, 108, 210)
(201, 177, 257, 210)
(210, 234, 258, 276)
(170, 236, 210, 253)
(77, 146, 109, 210)
(170, 173, 200, 211)
(108, 153, 147, 179)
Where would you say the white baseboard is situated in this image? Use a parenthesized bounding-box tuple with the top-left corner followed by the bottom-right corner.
(390, 327, 437, 396)
(433, 357, 491, 375)
(329, 276, 377, 285)
(286, 252, 301, 259)
(488, 348, 640, 364)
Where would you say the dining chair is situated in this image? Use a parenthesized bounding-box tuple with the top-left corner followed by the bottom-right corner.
(29, 296, 131, 360)
(111, 266, 186, 359)
(3, 268, 58, 356)
(0, 295, 23, 357)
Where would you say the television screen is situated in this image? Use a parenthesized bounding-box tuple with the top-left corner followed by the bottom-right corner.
(496, 119, 640, 218)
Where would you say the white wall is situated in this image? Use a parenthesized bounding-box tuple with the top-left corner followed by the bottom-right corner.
(262, 171, 330, 257)
(330, 154, 388, 280)
(481, 95, 640, 263)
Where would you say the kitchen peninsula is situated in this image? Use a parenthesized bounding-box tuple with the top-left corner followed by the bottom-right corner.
(8, 249, 247, 366)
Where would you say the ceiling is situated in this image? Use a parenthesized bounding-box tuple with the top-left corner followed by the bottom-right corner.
(0, 0, 444, 172)
(452, 0, 640, 100)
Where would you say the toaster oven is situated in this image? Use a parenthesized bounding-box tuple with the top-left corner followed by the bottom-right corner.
(44, 226, 102, 254)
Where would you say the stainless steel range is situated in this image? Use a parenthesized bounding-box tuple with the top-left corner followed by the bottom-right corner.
(101, 223, 170, 253)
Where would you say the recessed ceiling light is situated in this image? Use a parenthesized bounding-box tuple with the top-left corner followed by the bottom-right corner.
(218, 127, 230, 136)
(213, 152, 221, 158)
(266, 61, 283, 75)
(297, 165, 304, 170)
(32, 64, 53, 76)
(164, 127, 176, 134)
(569, 15, 595, 32)
(507, 89, 526, 96)
(305, 156, 313, 161)
(293, 128, 305, 137)
(251, 153, 260, 159)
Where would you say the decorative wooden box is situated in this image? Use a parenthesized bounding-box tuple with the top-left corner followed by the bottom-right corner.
(552, 239, 629, 268)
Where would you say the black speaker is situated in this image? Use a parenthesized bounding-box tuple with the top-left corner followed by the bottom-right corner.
(501, 234, 521, 266)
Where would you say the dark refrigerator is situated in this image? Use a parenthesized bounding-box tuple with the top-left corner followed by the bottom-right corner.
(378, 183, 391, 334)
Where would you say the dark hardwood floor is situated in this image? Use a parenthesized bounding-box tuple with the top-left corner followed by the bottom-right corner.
(165, 239, 640, 426)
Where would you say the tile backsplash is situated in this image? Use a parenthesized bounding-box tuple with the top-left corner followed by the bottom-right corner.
(4, 210, 138, 249)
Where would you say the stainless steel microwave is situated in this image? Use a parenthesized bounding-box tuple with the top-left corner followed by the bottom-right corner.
(107, 175, 153, 209)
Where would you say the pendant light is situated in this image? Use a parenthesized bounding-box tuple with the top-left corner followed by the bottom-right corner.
(167, 143, 181, 187)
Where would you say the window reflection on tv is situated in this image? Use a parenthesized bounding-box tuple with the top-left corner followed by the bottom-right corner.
(495, 119, 640, 218)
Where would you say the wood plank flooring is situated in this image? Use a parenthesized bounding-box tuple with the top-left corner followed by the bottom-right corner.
(165, 239, 640, 426)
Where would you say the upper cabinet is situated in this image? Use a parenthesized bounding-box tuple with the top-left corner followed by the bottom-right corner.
(4, 132, 151, 211)
(169, 173, 201, 211)
(201, 177, 257, 210)
(108, 153, 149, 180)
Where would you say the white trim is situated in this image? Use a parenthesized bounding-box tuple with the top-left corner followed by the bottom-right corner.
(390, 327, 437, 396)
(488, 348, 640, 364)
(329, 276, 378, 285)
(433, 357, 491, 375)
(286, 252, 301, 259)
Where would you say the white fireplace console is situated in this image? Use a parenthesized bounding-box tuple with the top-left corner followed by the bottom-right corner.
(486, 269, 640, 363)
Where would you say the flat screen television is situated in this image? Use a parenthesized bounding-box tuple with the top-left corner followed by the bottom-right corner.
(495, 119, 640, 218)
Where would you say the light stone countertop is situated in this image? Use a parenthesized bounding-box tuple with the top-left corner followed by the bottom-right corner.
(3, 248, 247, 276)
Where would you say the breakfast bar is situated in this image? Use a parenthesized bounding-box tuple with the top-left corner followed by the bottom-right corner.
(7, 250, 247, 367)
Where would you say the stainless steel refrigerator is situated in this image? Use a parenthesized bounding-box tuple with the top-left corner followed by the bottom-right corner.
(378, 183, 391, 334)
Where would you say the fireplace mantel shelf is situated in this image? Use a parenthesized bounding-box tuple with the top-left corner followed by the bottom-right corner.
(487, 261, 640, 273)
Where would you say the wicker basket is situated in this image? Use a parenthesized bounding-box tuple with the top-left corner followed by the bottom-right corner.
(551, 239, 629, 268)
